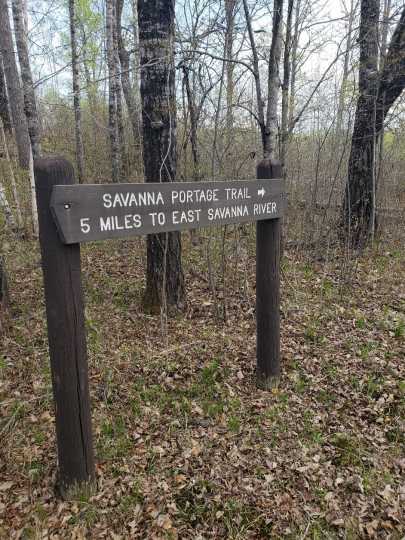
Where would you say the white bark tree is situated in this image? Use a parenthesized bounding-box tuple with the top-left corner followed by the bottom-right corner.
(68, 0, 85, 182)
(12, 0, 41, 159)
(106, 0, 121, 182)
(0, 0, 30, 169)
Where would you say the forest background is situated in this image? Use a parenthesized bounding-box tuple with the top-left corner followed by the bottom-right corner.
(0, 0, 404, 538)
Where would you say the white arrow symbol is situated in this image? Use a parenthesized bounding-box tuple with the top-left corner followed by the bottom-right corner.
(258, 188, 265, 197)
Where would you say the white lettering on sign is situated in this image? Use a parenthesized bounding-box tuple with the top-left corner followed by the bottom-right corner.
(100, 214, 142, 231)
(80, 218, 90, 234)
(149, 212, 166, 226)
(208, 204, 249, 221)
(253, 202, 277, 215)
(50, 179, 284, 244)
(171, 189, 219, 204)
(103, 191, 164, 208)
(225, 187, 251, 200)
(172, 209, 202, 224)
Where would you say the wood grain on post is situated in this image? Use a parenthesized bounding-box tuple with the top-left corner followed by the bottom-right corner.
(34, 157, 95, 495)
(256, 158, 282, 389)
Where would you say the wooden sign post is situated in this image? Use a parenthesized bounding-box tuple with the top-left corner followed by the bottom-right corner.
(34, 156, 284, 493)
(34, 158, 95, 495)
(256, 159, 281, 389)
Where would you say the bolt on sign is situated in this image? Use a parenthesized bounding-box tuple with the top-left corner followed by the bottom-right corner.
(34, 156, 284, 495)
(50, 179, 284, 244)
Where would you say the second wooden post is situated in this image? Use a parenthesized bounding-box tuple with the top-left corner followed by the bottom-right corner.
(256, 158, 282, 389)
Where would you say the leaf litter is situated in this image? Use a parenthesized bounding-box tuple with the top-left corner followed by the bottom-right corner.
(0, 231, 404, 539)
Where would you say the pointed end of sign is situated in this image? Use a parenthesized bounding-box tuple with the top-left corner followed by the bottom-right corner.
(49, 189, 70, 245)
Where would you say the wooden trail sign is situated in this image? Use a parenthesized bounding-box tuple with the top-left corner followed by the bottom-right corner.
(50, 179, 284, 244)
(34, 156, 283, 495)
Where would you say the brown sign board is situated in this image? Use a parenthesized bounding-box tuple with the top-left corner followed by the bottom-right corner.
(50, 179, 285, 244)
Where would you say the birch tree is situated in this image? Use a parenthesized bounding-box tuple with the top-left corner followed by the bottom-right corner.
(0, 0, 37, 235)
(138, 0, 185, 311)
(113, 3, 125, 175)
(0, 117, 22, 228)
(0, 0, 30, 169)
(68, 0, 85, 182)
(0, 57, 12, 133)
(117, 0, 141, 144)
(12, 0, 41, 159)
(106, 0, 121, 182)
(0, 176, 17, 231)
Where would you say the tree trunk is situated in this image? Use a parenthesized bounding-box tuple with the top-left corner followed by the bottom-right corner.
(379, 0, 392, 68)
(0, 173, 17, 230)
(106, 0, 121, 182)
(288, 0, 301, 130)
(117, 0, 141, 146)
(343, 5, 405, 247)
(375, 7, 405, 136)
(79, 21, 99, 160)
(242, 0, 266, 149)
(0, 56, 12, 133)
(0, 117, 22, 228)
(113, 7, 125, 179)
(211, 56, 226, 177)
(280, 0, 294, 173)
(336, 0, 355, 135)
(0, 257, 8, 306)
(0, 255, 9, 334)
(131, 0, 142, 129)
(264, 0, 284, 159)
(0, 0, 30, 169)
(225, 0, 236, 145)
(243, 0, 284, 158)
(29, 144, 38, 236)
(138, 0, 185, 312)
(182, 66, 199, 182)
(343, 0, 379, 247)
(12, 0, 41, 159)
(376, 0, 392, 185)
(68, 0, 85, 183)
(116, 74, 125, 177)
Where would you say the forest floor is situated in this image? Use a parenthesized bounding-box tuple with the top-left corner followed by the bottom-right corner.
(0, 226, 404, 539)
